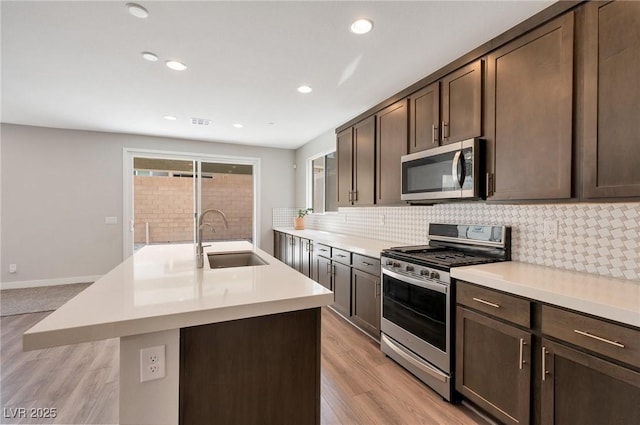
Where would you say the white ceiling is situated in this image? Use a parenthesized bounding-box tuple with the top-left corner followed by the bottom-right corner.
(1, 1, 554, 149)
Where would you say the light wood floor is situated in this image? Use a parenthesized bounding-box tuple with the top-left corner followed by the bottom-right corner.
(1, 309, 486, 424)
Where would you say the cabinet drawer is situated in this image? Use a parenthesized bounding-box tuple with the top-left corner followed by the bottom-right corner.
(542, 305, 640, 368)
(316, 244, 331, 258)
(352, 254, 380, 275)
(331, 248, 352, 265)
(457, 281, 530, 328)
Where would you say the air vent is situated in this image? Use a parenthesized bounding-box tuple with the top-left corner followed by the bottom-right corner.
(191, 118, 211, 126)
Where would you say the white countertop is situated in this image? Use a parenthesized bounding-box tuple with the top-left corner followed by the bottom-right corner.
(23, 241, 333, 350)
(452, 262, 640, 327)
(273, 227, 404, 259)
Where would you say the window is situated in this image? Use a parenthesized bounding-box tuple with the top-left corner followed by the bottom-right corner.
(309, 151, 337, 213)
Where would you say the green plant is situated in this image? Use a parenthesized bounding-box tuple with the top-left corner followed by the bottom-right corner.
(297, 208, 313, 218)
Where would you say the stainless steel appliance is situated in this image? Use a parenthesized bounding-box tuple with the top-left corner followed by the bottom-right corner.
(380, 223, 510, 401)
(401, 138, 484, 202)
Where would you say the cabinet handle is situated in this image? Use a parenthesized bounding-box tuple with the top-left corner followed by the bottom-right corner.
(332, 264, 336, 276)
(441, 121, 446, 141)
(353, 190, 358, 202)
(518, 338, 526, 370)
(432, 124, 438, 144)
(348, 190, 353, 202)
(326, 263, 331, 275)
(472, 297, 500, 308)
(573, 330, 625, 348)
(362, 261, 373, 266)
(336, 254, 347, 258)
(375, 281, 381, 297)
(441, 121, 449, 140)
(541, 346, 549, 381)
(486, 173, 494, 198)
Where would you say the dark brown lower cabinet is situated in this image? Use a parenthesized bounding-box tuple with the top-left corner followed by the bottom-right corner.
(331, 261, 351, 317)
(301, 238, 312, 277)
(456, 307, 531, 425)
(350, 268, 380, 338)
(179, 308, 321, 425)
(540, 338, 640, 425)
(316, 255, 332, 291)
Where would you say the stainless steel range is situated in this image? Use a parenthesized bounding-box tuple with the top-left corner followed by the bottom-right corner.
(380, 223, 511, 401)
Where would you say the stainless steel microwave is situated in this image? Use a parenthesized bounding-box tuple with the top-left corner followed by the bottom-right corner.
(401, 138, 484, 202)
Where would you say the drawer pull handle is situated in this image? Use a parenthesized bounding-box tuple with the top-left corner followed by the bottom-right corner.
(472, 297, 500, 308)
(362, 261, 373, 266)
(573, 330, 625, 348)
(336, 254, 347, 258)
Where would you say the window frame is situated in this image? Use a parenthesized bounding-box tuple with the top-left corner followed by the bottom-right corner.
(306, 149, 337, 214)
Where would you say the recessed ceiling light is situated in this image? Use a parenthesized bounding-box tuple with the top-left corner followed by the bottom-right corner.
(141, 51, 158, 62)
(297, 85, 312, 94)
(232, 123, 244, 128)
(350, 19, 373, 35)
(166, 60, 187, 71)
(163, 115, 177, 120)
(126, 3, 149, 19)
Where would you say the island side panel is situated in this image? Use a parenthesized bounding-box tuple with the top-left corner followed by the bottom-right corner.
(179, 308, 321, 425)
(120, 329, 180, 425)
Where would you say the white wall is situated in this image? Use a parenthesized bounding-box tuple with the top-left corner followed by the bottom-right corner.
(0, 124, 296, 285)
(294, 128, 335, 207)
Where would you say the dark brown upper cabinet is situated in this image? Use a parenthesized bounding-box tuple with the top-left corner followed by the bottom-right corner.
(581, 1, 640, 199)
(408, 82, 440, 153)
(336, 117, 375, 207)
(336, 127, 353, 207)
(408, 61, 482, 153)
(441, 60, 483, 145)
(376, 100, 408, 205)
(486, 12, 574, 201)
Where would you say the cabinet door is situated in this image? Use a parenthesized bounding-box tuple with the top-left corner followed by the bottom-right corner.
(486, 13, 574, 200)
(316, 256, 332, 290)
(332, 262, 352, 317)
(336, 127, 353, 207)
(409, 82, 440, 153)
(456, 307, 531, 425)
(279, 233, 288, 263)
(441, 60, 482, 145)
(351, 269, 380, 338)
(273, 231, 281, 260)
(540, 338, 640, 425)
(376, 100, 408, 205)
(301, 238, 312, 278)
(582, 1, 640, 199)
(353, 116, 375, 206)
(292, 236, 302, 272)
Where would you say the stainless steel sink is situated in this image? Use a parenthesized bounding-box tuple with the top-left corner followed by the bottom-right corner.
(207, 251, 268, 269)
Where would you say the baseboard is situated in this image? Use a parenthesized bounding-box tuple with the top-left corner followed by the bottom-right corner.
(0, 275, 102, 290)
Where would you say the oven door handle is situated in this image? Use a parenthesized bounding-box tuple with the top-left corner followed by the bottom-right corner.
(383, 269, 448, 294)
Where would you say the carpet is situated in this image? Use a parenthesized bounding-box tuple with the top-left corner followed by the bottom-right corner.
(0, 282, 92, 317)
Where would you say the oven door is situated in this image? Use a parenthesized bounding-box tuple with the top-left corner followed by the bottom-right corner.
(381, 268, 450, 373)
(401, 138, 482, 201)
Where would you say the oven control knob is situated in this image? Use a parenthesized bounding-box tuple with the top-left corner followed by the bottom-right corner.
(393, 262, 401, 268)
(405, 265, 414, 272)
(430, 271, 440, 280)
(386, 260, 394, 266)
(420, 269, 429, 276)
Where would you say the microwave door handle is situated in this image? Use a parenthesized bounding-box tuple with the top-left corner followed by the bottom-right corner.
(457, 151, 466, 188)
(451, 150, 462, 189)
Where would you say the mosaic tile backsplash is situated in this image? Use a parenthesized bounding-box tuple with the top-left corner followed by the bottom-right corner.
(273, 203, 640, 282)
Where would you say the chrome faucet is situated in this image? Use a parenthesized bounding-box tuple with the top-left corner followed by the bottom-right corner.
(196, 209, 229, 268)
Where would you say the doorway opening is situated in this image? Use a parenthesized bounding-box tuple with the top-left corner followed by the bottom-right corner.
(123, 149, 260, 258)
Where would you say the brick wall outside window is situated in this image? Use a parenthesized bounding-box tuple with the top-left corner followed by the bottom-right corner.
(134, 174, 252, 244)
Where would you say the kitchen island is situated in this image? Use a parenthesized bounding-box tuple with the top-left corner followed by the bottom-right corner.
(23, 241, 333, 425)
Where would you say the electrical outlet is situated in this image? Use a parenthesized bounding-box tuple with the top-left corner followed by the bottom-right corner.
(104, 216, 118, 225)
(379, 215, 385, 226)
(9, 264, 17, 274)
(140, 345, 166, 383)
(543, 220, 558, 240)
